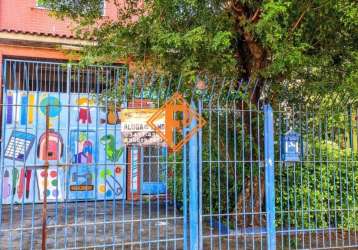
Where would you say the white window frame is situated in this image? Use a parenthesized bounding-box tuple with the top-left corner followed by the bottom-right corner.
(35, 0, 49, 9)
(35, 0, 105, 16)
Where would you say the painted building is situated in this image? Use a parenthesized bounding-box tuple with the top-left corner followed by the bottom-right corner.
(0, 0, 167, 204)
(0, 0, 128, 204)
(0, 0, 118, 65)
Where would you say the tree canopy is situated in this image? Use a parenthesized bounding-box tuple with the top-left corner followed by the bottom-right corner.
(42, 0, 358, 106)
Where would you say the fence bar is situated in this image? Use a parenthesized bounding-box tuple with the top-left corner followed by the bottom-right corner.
(264, 104, 276, 250)
(189, 101, 199, 250)
(183, 128, 188, 250)
(198, 98, 203, 250)
(41, 105, 50, 250)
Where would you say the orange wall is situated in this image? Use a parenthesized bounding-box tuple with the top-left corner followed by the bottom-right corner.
(0, 44, 72, 61)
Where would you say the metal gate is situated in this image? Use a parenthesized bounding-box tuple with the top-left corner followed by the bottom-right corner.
(0, 59, 357, 250)
(0, 59, 188, 249)
(193, 88, 271, 249)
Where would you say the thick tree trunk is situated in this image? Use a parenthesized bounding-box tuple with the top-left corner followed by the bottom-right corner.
(236, 175, 266, 227)
(231, 1, 268, 227)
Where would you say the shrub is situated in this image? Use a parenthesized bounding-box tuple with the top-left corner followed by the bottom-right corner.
(277, 140, 358, 230)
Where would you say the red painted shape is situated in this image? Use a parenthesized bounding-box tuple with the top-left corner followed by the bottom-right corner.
(25, 170, 32, 199)
(50, 171, 57, 178)
(40, 171, 47, 178)
(115, 166, 122, 175)
(17, 168, 25, 199)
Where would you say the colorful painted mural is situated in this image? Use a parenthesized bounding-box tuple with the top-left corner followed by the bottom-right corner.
(68, 130, 96, 200)
(0, 90, 126, 204)
(0, 167, 43, 203)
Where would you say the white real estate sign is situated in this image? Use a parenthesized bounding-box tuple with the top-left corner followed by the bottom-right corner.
(120, 109, 165, 146)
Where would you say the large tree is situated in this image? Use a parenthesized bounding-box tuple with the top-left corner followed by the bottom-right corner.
(41, 0, 358, 228)
(41, 0, 357, 105)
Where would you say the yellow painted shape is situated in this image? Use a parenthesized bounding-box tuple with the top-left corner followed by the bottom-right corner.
(99, 184, 106, 193)
(28, 94, 34, 124)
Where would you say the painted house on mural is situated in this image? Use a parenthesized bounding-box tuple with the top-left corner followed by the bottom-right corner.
(0, 0, 167, 204)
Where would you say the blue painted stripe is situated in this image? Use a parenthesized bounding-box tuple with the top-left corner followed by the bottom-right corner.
(6, 94, 13, 124)
(20, 95, 28, 125)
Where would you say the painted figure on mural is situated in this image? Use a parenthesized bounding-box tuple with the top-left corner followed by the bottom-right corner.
(17, 168, 25, 199)
(98, 168, 123, 197)
(76, 97, 94, 124)
(5, 131, 36, 162)
(12, 168, 18, 196)
(100, 134, 124, 162)
(2, 169, 11, 199)
(73, 132, 94, 164)
(25, 170, 32, 199)
(37, 130, 64, 161)
(100, 107, 121, 125)
(40, 95, 62, 128)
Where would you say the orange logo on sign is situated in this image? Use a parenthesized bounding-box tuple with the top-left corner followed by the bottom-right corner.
(146, 92, 206, 152)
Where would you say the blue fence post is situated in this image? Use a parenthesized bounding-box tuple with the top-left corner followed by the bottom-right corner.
(264, 104, 276, 250)
(189, 101, 199, 250)
(198, 99, 203, 250)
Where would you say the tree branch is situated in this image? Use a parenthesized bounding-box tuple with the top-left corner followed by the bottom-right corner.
(250, 9, 261, 23)
(230, 1, 247, 23)
(291, 8, 308, 32)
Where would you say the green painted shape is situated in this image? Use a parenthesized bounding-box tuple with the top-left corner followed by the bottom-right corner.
(100, 135, 124, 162)
(100, 169, 112, 179)
(51, 179, 58, 187)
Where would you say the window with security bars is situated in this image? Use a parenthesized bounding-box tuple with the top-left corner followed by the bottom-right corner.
(142, 146, 166, 183)
(2, 59, 122, 93)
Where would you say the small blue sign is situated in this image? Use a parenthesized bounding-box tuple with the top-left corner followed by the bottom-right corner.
(281, 130, 301, 162)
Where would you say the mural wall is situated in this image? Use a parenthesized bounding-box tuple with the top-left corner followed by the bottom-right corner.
(1, 90, 125, 204)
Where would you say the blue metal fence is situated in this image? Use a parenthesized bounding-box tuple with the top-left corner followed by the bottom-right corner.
(0, 59, 357, 249)
(274, 105, 358, 249)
